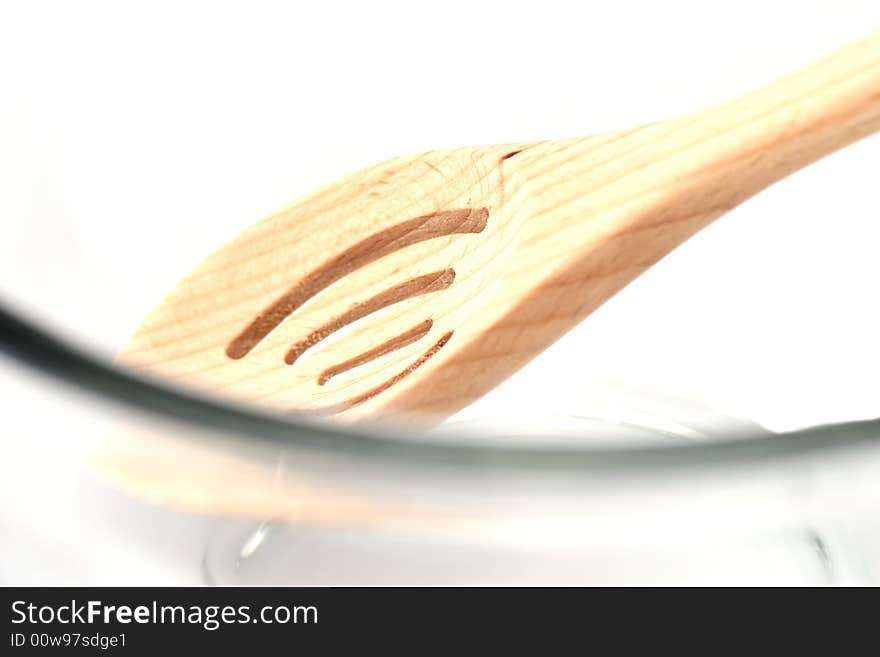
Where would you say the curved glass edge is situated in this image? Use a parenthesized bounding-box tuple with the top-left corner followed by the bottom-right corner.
(2, 301, 879, 474)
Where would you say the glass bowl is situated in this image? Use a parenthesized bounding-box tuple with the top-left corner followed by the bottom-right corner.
(4, 305, 880, 585)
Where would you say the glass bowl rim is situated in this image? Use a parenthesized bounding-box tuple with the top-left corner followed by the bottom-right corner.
(3, 301, 879, 475)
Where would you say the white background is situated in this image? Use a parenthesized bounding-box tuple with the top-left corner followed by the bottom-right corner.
(1, 0, 880, 586)
(1, 0, 879, 433)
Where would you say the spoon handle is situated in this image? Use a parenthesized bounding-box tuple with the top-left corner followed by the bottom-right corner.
(678, 29, 880, 203)
(505, 31, 880, 294)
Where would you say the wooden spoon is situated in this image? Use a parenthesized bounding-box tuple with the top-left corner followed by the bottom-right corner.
(118, 33, 880, 426)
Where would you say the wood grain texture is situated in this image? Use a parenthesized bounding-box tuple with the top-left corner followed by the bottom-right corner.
(118, 32, 880, 426)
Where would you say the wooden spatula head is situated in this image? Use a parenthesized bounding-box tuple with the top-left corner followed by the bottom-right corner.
(118, 143, 538, 423)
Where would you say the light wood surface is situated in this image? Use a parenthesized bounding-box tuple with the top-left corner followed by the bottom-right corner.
(118, 32, 880, 426)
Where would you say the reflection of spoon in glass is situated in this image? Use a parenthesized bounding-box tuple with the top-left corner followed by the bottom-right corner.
(118, 33, 880, 425)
